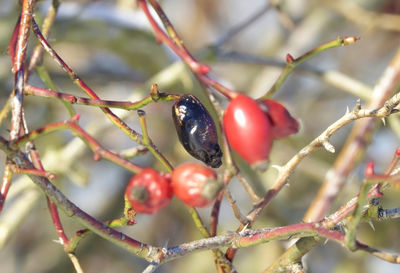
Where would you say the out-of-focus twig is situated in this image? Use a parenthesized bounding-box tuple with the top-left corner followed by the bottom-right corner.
(213, 3, 272, 48)
(328, 0, 400, 32)
(27, 0, 60, 78)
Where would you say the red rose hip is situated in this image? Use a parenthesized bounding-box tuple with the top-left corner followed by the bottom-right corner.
(171, 163, 223, 207)
(223, 94, 273, 171)
(260, 99, 299, 139)
(125, 168, 172, 214)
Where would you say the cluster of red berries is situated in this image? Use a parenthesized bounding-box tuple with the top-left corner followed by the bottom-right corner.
(125, 93, 298, 214)
(223, 94, 299, 170)
(125, 163, 221, 214)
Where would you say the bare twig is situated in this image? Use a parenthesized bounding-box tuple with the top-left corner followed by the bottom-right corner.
(259, 36, 360, 99)
(10, 0, 35, 140)
(304, 47, 400, 223)
(137, 110, 173, 172)
(27, 0, 60, 78)
(25, 84, 180, 110)
(13, 116, 143, 174)
(378, 207, 400, 220)
(213, 3, 272, 47)
(329, 0, 400, 32)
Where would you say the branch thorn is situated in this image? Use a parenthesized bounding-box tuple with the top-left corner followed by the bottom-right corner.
(368, 221, 375, 231)
(322, 141, 335, 153)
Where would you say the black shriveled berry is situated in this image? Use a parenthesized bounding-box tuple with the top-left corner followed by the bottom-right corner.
(172, 95, 222, 168)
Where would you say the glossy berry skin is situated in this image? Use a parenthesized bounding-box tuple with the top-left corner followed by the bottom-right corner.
(223, 94, 273, 170)
(125, 168, 172, 214)
(171, 163, 221, 208)
(260, 99, 299, 139)
(172, 95, 222, 168)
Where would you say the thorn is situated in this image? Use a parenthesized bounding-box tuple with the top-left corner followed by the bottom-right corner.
(322, 141, 335, 153)
(93, 152, 101, 161)
(52, 238, 64, 245)
(324, 238, 329, 245)
(163, 239, 169, 249)
(239, 223, 249, 236)
(48, 173, 57, 180)
(365, 161, 374, 176)
(198, 64, 210, 74)
(71, 113, 80, 122)
(286, 53, 295, 64)
(368, 221, 375, 231)
(381, 117, 386, 126)
(345, 106, 350, 114)
(271, 164, 283, 172)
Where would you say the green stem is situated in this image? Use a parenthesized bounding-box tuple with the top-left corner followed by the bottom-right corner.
(137, 110, 173, 173)
(25, 84, 180, 111)
(260, 36, 360, 99)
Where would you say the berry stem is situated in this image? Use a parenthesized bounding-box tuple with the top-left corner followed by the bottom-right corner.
(137, 110, 173, 173)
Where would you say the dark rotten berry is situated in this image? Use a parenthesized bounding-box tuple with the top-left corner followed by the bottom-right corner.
(172, 95, 222, 168)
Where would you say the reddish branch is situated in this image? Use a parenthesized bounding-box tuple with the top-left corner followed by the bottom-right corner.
(10, 0, 34, 140)
(1, 0, 35, 213)
(24, 84, 180, 110)
(13, 116, 143, 174)
(138, 0, 238, 99)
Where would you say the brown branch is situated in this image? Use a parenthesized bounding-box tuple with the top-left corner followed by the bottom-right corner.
(304, 46, 400, 223)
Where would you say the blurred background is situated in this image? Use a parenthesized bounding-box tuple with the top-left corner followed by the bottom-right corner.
(0, 0, 400, 272)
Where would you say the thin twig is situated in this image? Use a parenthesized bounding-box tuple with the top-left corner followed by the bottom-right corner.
(329, 0, 400, 32)
(13, 116, 143, 174)
(25, 84, 180, 110)
(31, 18, 144, 145)
(137, 110, 173, 172)
(213, 2, 272, 47)
(10, 0, 35, 140)
(378, 207, 400, 220)
(259, 36, 360, 99)
(27, 0, 60, 77)
(138, 0, 238, 99)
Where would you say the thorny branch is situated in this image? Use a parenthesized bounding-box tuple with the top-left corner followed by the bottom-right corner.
(2, 88, 400, 270)
(2, 1, 400, 272)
